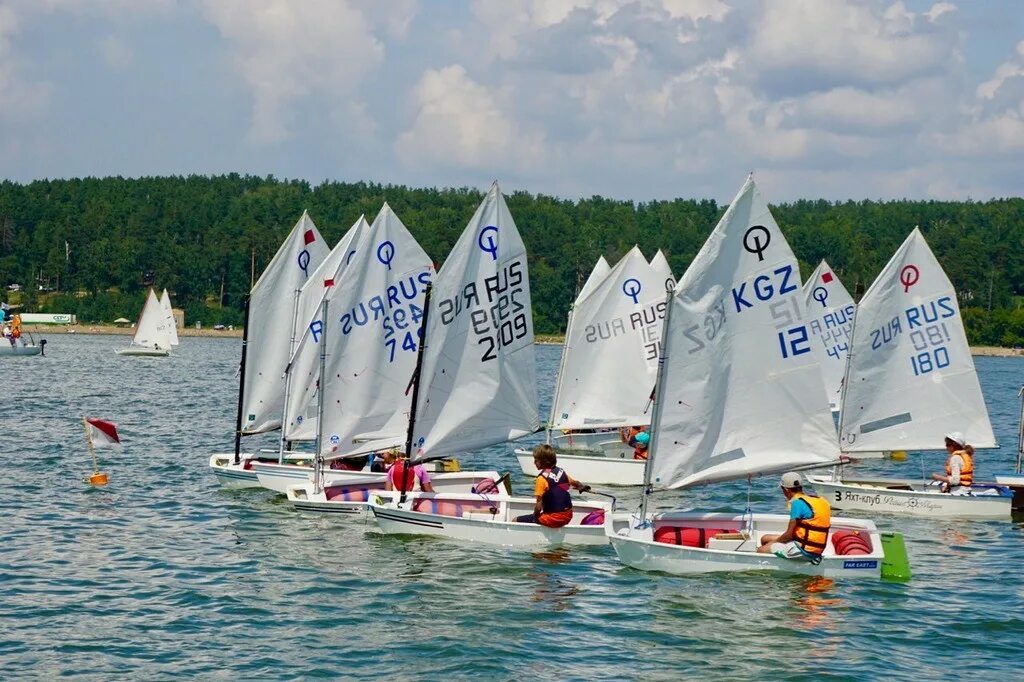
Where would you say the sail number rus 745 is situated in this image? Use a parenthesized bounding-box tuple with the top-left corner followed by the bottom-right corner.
(437, 258, 531, 362)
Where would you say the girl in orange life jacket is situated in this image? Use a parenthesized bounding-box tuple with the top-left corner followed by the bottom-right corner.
(515, 444, 591, 528)
(757, 472, 831, 560)
(633, 430, 650, 460)
(382, 449, 435, 493)
(931, 431, 975, 492)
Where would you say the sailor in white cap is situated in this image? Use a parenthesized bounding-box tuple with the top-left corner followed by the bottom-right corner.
(757, 471, 832, 560)
(931, 432, 975, 493)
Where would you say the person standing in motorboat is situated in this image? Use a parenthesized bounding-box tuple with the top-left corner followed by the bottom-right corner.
(633, 431, 650, 460)
(516, 444, 591, 528)
(757, 472, 832, 560)
(383, 449, 435, 493)
(931, 432, 974, 494)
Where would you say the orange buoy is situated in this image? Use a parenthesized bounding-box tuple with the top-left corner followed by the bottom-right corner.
(88, 472, 109, 486)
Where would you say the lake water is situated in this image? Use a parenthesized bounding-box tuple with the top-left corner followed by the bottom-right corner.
(2, 335, 1023, 680)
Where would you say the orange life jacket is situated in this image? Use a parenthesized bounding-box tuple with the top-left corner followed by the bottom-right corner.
(946, 450, 973, 486)
(791, 492, 831, 556)
(633, 446, 648, 460)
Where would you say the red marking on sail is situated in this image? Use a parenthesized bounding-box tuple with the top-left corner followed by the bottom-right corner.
(303, 230, 316, 245)
(86, 418, 121, 446)
(324, 278, 335, 287)
(821, 272, 834, 283)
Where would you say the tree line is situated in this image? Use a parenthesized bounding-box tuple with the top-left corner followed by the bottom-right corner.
(0, 174, 1021, 345)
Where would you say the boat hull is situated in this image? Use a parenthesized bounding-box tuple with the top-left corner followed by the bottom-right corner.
(608, 512, 885, 579)
(117, 346, 169, 357)
(514, 448, 645, 486)
(369, 494, 617, 547)
(0, 344, 42, 357)
(286, 470, 506, 514)
(806, 475, 1012, 519)
(209, 452, 313, 489)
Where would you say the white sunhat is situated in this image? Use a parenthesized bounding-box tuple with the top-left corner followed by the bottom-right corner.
(780, 471, 803, 489)
(944, 431, 966, 447)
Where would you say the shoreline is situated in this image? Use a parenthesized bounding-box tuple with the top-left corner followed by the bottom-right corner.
(20, 325, 1024, 357)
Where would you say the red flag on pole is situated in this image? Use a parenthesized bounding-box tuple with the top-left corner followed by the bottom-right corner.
(86, 418, 120, 447)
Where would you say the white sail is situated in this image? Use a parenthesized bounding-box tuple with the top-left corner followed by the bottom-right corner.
(283, 215, 369, 441)
(159, 289, 179, 346)
(551, 246, 665, 430)
(239, 211, 328, 434)
(132, 288, 173, 350)
(650, 249, 676, 293)
(802, 260, 854, 410)
(838, 227, 996, 452)
(301, 204, 433, 457)
(648, 176, 839, 490)
(410, 182, 540, 458)
(575, 256, 610, 304)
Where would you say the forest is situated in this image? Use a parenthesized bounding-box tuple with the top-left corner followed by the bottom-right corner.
(0, 174, 1022, 345)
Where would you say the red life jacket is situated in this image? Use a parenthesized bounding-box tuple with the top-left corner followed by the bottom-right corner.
(390, 460, 418, 492)
(539, 467, 572, 514)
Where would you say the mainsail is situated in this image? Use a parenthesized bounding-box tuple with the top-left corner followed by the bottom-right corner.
(550, 246, 665, 430)
(410, 182, 540, 458)
(132, 289, 173, 350)
(304, 205, 433, 457)
(650, 249, 676, 292)
(801, 260, 854, 410)
(239, 211, 328, 434)
(647, 176, 839, 489)
(838, 227, 996, 452)
(283, 215, 369, 441)
(159, 289, 179, 346)
(576, 256, 610, 304)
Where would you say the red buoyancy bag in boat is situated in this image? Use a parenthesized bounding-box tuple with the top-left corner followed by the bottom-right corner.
(324, 486, 370, 502)
(472, 478, 499, 494)
(412, 499, 464, 517)
(831, 529, 873, 555)
(581, 509, 605, 525)
(653, 526, 731, 548)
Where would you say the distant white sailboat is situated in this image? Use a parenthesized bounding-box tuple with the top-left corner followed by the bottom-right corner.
(209, 211, 329, 488)
(608, 176, 901, 578)
(807, 228, 1012, 519)
(516, 246, 667, 485)
(649, 249, 675, 292)
(117, 289, 173, 357)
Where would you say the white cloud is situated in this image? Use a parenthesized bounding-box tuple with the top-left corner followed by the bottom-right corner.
(395, 65, 545, 171)
(0, 4, 50, 121)
(200, 0, 390, 144)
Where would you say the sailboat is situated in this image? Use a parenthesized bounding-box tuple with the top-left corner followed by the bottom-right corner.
(364, 182, 616, 546)
(283, 201, 504, 512)
(514, 246, 666, 485)
(607, 176, 901, 578)
(806, 228, 1013, 519)
(209, 211, 329, 488)
(801, 261, 853, 413)
(117, 288, 173, 357)
(159, 289, 180, 348)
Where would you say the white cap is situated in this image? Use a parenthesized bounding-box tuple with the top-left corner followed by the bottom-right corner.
(780, 472, 802, 489)
(944, 432, 966, 447)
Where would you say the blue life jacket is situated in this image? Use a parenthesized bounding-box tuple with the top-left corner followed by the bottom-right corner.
(539, 467, 572, 513)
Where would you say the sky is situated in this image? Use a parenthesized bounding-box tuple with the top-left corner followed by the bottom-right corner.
(0, 0, 1022, 203)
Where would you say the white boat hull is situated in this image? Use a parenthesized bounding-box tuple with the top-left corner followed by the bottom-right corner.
(550, 431, 632, 458)
(514, 448, 645, 486)
(286, 470, 506, 514)
(209, 452, 313, 489)
(117, 346, 169, 357)
(369, 494, 618, 547)
(806, 475, 1012, 519)
(256, 460, 476, 495)
(608, 511, 886, 579)
(0, 344, 42, 357)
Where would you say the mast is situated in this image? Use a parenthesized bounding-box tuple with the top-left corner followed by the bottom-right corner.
(546, 307, 574, 444)
(836, 298, 861, 451)
(278, 287, 304, 463)
(1017, 385, 1023, 475)
(399, 284, 432, 504)
(312, 298, 330, 494)
(638, 286, 674, 523)
(233, 296, 252, 464)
